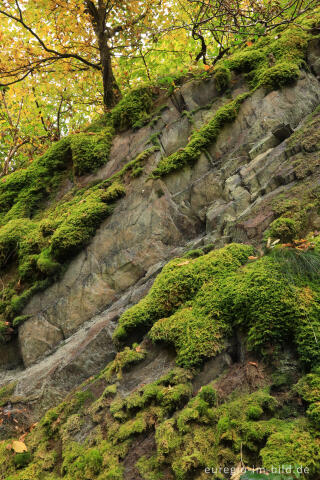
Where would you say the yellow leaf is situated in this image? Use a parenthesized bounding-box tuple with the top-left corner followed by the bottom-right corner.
(12, 440, 28, 453)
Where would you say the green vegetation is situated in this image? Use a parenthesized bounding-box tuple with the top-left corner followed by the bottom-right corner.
(0, 119, 158, 337)
(114, 243, 253, 345)
(265, 217, 301, 243)
(225, 21, 310, 92)
(151, 93, 250, 178)
(111, 87, 154, 131)
(70, 127, 114, 176)
(0, 382, 16, 407)
(115, 241, 320, 368)
(213, 65, 231, 93)
(102, 345, 147, 381)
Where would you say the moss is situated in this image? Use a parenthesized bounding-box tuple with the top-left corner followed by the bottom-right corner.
(115, 235, 320, 368)
(12, 315, 31, 328)
(62, 443, 103, 479)
(13, 452, 32, 469)
(136, 455, 164, 480)
(111, 87, 154, 131)
(113, 243, 253, 343)
(10, 279, 52, 315)
(0, 137, 72, 226)
(151, 93, 250, 178)
(255, 61, 300, 91)
(102, 345, 147, 381)
(36, 248, 61, 276)
(214, 65, 231, 93)
(0, 382, 16, 406)
(49, 190, 113, 261)
(260, 420, 320, 475)
(105, 147, 159, 185)
(295, 370, 320, 427)
(265, 217, 301, 243)
(226, 48, 266, 72)
(183, 248, 204, 259)
(70, 127, 114, 176)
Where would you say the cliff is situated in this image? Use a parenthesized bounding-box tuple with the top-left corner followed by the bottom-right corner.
(0, 13, 320, 480)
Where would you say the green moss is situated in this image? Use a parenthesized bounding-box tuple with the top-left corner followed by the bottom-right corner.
(10, 280, 52, 315)
(136, 455, 164, 480)
(151, 93, 250, 178)
(111, 87, 153, 131)
(295, 370, 320, 427)
(255, 61, 300, 91)
(226, 48, 265, 72)
(113, 243, 253, 343)
(12, 315, 31, 328)
(49, 190, 113, 261)
(0, 382, 16, 406)
(261, 420, 320, 475)
(183, 248, 204, 259)
(62, 443, 103, 479)
(0, 137, 72, 226)
(13, 453, 32, 469)
(102, 345, 147, 381)
(70, 127, 114, 176)
(214, 65, 231, 93)
(265, 217, 301, 243)
(36, 248, 61, 276)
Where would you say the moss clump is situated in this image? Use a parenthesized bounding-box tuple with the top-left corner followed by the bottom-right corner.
(70, 127, 114, 176)
(111, 87, 154, 131)
(265, 217, 301, 242)
(13, 452, 32, 469)
(260, 420, 320, 476)
(0, 137, 72, 226)
(226, 48, 266, 72)
(154, 388, 281, 479)
(113, 243, 253, 344)
(62, 443, 103, 479)
(295, 369, 320, 427)
(256, 61, 300, 91)
(12, 314, 31, 328)
(102, 345, 147, 381)
(116, 237, 320, 368)
(36, 248, 61, 276)
(214, 65, 231, 93)
(49, 187, 117, 261)
(151, 93, 250, 178)
(183, 248, 204, 259)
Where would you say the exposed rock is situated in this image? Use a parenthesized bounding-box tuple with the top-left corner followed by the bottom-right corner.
(1, 66, 320, 418)
(272, 123, 294, 142)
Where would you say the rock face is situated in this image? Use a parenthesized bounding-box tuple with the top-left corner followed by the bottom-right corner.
(1, 65, 320, 418)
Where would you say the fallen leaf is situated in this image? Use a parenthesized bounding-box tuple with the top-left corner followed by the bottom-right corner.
(176, 260, 190, 266)
(12, 440, 27, 453)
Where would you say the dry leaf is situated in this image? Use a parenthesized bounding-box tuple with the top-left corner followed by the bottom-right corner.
(12, 440, 27, 453)
(176, 260, 190, 266)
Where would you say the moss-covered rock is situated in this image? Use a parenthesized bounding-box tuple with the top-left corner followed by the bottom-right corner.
(70, 127, 114, 176)
(151, 93, 250, 178)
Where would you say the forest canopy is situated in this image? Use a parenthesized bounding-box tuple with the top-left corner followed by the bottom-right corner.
(0, 0, 317, 175)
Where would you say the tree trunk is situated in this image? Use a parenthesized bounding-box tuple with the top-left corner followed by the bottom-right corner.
(85, 1, 121, 109)
(98, 34, 121, 108)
